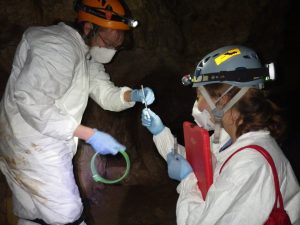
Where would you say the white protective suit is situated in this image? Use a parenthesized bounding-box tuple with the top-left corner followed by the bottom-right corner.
(0, 22, 135, 225)
(153, 127, 300, 225)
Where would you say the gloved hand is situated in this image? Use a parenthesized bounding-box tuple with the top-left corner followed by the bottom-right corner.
(167, 152, 193, 181)
(131, 87, 155, 105)
(141, 108, 165, 135)
(86, 129, 126, 155)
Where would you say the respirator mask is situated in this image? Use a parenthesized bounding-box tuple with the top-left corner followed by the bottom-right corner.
(89, 46, 117, 64)
(192, 101, 215, 131)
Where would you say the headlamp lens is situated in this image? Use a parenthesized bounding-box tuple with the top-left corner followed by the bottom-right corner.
(129, 19, 138, 28)
(181, 74, 192, 86)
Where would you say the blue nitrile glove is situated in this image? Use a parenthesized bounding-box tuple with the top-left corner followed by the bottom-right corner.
(167, 152, 193, 181)
(86, 129, 126, 155)
(131, 87, 155, 105)
(141, 108, 165, 135)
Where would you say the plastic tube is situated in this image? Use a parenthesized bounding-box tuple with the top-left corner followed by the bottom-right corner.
(90, 151, 130, 184)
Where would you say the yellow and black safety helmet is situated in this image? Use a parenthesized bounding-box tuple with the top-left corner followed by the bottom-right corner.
(74, 0, 138, 30)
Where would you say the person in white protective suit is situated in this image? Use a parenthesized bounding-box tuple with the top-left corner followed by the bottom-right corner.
(0, 0, 154, 224)
(141, 45, 300, 225)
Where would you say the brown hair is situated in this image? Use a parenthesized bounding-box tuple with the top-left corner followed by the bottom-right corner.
(204, 84, 286, 141)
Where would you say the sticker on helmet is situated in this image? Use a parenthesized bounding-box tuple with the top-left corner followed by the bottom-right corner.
(215, 48, 241, 65)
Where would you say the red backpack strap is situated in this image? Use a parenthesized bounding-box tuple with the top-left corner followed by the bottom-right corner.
(219, 144, 284, 210)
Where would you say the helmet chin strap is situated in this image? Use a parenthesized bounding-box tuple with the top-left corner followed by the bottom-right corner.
(198, 86, 249, 143)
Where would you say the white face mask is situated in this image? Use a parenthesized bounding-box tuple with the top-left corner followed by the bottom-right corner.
(192, 101, 215, 131)
(89, 46, 117, 64)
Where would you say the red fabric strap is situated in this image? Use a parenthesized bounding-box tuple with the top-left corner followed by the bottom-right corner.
(219, 145, 284, 210)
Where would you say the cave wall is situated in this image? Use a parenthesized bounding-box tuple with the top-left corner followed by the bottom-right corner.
(0, 0, 298, 224)
(0, 0, 292, 86)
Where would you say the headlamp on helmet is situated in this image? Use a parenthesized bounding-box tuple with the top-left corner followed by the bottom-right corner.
(74, 0, 138, 30)
(182, 46, 275, 89)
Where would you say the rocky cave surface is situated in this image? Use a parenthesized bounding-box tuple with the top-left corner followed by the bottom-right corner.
(1, 0, 299, 224)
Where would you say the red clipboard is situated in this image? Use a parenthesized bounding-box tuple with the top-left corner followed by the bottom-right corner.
(183, 121, 213, 200)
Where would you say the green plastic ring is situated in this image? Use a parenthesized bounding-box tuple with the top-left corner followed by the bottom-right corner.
(90, 151, 130, 184)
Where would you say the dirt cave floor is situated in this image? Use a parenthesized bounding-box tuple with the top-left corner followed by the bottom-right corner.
(83, 183, 178, 225)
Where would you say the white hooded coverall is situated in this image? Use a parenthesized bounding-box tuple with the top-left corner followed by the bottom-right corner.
(153, 127, 300, 225)
(0, 22, 135, 225)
